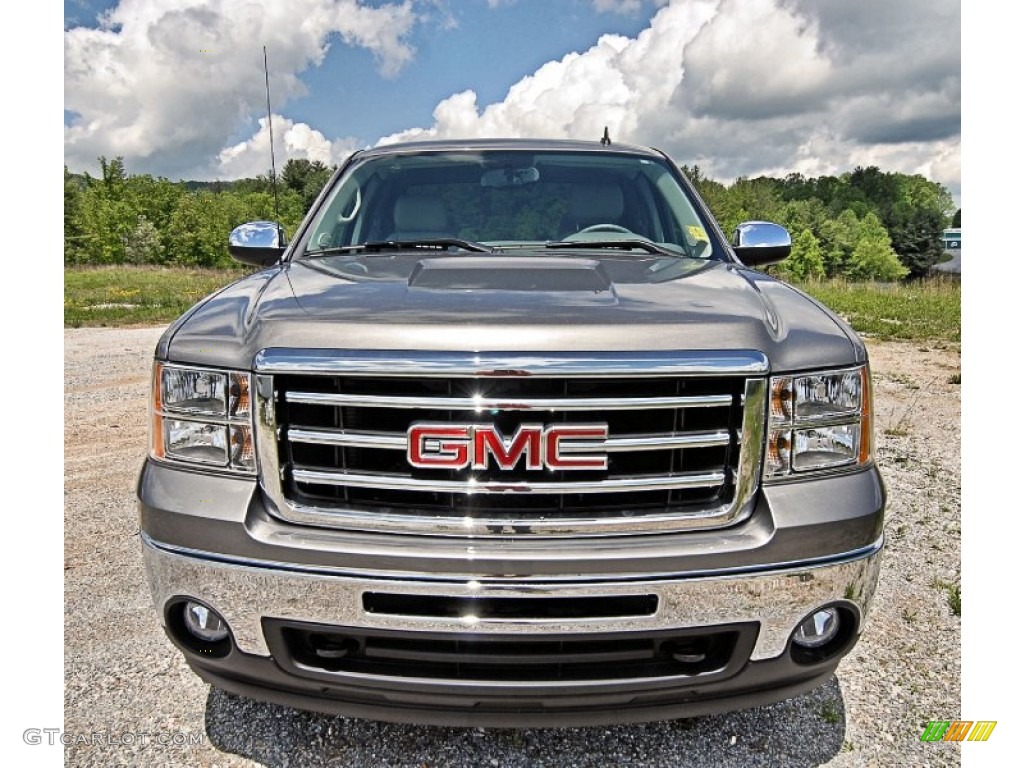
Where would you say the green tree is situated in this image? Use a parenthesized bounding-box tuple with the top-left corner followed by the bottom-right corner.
(715, 176, 782, 234)
(282, 158, 333, 211)
(99, 156, 128, 188)
(680, 165, 732, 233)
(72, 166, 135, 263)
(776, 199, 828, 240)
(166, 192, 241, 267)
(123, 215, 164, 264)
(774, 229, 825, 282)
(845, 167, 952, 277)
(844, 213, 908, 281)
(64, 167, 86, 263)
(124, 175, 184, 232)
(887, 175, 953, 277)
(679, 167, 784, 236)
(817, 209, 861, 277)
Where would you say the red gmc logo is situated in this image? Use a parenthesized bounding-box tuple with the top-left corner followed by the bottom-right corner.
(407, 423, 609, 471)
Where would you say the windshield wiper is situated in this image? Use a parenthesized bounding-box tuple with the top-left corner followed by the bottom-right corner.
(306, 238, 495, 257)
(544, 239, 680, 257)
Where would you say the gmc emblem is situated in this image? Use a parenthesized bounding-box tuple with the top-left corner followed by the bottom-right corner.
(407, 423, 609, 471)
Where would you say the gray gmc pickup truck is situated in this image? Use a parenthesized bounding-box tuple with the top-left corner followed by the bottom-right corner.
(138, 138, 884, 727)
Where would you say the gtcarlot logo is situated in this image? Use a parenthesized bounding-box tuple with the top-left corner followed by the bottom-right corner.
(920, 720, 997, 742)
(22, 728, 205, 747)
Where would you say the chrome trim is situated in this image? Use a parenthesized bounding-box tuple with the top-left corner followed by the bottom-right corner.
(255, 349, 770, 377)
(255, 369, 767, 537)
(230, 220, 283, 250)
(142, 530, 884, 585)
(292, 468, 726, 494)
(285, 391, 732, 411)
(734, 378, 766, 525)
(142, 534, 882, 661)
(286, 427, 732, 453)
(255, 374, 282, 495)
(733, 221, 791, 249)
(260, 498, 746, 536)
(594, 431, 733, 452)
(288, 428, 406, 450)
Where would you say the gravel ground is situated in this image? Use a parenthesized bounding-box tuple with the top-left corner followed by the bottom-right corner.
(64, 327, 961, 767)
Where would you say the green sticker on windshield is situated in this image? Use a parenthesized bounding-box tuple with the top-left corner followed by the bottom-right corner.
(687, 225, 709, 242)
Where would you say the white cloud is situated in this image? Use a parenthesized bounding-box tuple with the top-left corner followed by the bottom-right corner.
(216, 115, 361, 179)
(64, 0, 417, 178)
(64, 0, 960, 199)
(379, 0, 719, 145)
(379, 0, 960, 199)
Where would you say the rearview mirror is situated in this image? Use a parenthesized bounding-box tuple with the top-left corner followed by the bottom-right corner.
(732, 221, 791, 267)
(480, 166, 540, 188)
(228, 221, 286, 267)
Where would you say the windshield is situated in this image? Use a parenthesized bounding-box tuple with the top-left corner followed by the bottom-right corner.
(301, 149, 718, 259)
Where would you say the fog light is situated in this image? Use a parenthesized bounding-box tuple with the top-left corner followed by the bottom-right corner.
(793, 607, 840, 648)
(183, 601, 229, 643)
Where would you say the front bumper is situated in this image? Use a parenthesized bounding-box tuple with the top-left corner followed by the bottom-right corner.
(139, 456, 884, 726)
(142, 532, 882, 727)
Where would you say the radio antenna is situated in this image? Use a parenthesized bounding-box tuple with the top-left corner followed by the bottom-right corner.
(263, 45, 282, 240)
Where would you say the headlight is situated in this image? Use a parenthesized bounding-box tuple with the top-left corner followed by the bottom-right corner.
(151, 363, 255, 473)
(764, 365, 872, 479)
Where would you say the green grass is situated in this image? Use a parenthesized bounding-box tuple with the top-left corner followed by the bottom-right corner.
(947, 584, 961, 617)
(931, 576, 962, 617)
(796, 277, 961, 342)
(819, 700, 842, 725)
(65, 266, 244, 327)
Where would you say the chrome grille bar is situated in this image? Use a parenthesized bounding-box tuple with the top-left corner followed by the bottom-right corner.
(256, 349, 769, 377)
(286, 427, 733, 453)
(285, 391, 733, 411)
(288, 429, 406, 450)
(291, 468, 727, 494)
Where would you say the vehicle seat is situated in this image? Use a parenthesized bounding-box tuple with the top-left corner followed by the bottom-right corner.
(559, 184, 626, 236)
(386, 195, 453, 241)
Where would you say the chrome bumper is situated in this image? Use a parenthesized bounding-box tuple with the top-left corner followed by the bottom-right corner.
(142, 533, 882, 661)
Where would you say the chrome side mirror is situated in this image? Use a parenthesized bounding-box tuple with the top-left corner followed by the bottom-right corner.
(228, 221, 286, 267)
(732, 221, 791, 267)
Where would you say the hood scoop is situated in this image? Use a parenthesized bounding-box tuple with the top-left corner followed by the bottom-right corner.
(408, 257, 611, 292)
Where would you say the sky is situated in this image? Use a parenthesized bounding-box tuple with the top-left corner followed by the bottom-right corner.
(63, 0, 961, 203)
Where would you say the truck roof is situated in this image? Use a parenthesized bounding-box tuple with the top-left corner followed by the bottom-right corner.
(357, 137, 666, 158)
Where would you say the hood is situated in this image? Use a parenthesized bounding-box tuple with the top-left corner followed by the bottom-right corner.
(161, 252, 863, 373)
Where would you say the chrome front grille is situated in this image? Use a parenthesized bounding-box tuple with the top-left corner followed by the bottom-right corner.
(254, 350, 767, 536)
